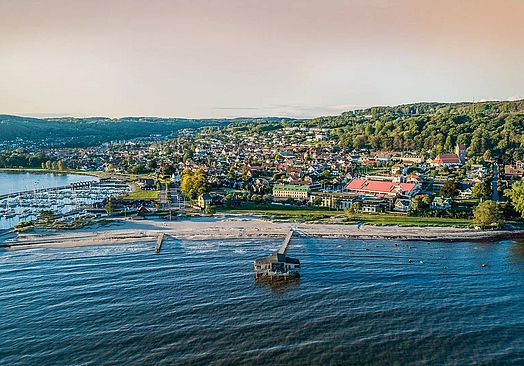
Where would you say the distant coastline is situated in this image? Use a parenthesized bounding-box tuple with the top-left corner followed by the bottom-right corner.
(0, 168, 100, 177)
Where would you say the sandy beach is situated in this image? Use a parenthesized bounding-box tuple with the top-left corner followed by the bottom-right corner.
(2, 215, 523, 249)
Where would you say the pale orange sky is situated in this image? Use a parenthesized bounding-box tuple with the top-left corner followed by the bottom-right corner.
(0, 0, 523, 118)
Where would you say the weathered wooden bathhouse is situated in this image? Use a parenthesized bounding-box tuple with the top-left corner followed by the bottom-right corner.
(254, 229, 300, 280)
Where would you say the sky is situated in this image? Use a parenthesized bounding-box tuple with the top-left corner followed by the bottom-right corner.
(1, 0, 523, 119)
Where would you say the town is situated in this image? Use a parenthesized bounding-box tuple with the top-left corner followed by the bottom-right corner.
(2, 116, 523, 229)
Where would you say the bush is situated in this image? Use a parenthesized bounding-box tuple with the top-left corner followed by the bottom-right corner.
(14, 221, 34, 229)
(204, 206, 216, 216)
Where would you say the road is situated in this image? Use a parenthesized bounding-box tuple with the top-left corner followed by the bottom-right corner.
(492, 163, 500, 202)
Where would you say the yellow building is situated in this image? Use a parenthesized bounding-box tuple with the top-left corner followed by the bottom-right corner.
(272, 184, 310, 200)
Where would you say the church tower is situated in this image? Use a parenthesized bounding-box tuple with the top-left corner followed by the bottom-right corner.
(455, 144, 466, 164)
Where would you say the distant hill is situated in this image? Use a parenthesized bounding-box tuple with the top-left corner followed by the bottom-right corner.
(3, 99, 524, 162)
(0, 115, 285, 147)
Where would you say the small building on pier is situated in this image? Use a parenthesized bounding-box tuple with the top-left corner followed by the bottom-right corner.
(254, 253, 300, 279)
(254, 229, 300, 279)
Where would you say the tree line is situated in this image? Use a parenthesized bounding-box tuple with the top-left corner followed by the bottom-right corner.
(296, 100, 524, 162)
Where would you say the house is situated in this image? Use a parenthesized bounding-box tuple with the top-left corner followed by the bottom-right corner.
(394, 199, 412, 212)
(346, 179, 420, 198)
(431, 197, 452, 210)
(458, 186, 473, 199)
(253, 253, 300, 279)
(504, 161, 523, 178)
(374, 153, 392, 163)
(391, 164, 408, 175)
(197, 193, 213, 208)
(309, 193, 354, 209)
(361, 202, 384, 213)
(395, 154, 425, 164)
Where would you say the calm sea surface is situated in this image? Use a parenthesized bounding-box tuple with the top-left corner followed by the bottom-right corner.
(1, 236, 523, 365)
(0, 172, 94, 195)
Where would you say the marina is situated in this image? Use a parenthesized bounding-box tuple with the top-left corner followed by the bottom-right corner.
(0, 173, 130, 229)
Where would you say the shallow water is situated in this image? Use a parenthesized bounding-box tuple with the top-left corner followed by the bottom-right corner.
(1, 237, 523, 365)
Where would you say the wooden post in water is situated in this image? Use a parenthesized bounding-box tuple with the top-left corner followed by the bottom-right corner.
(155, 233, 165, 253)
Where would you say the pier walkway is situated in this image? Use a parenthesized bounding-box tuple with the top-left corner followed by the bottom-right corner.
(155, 233, 165, 253)
(278, 228, 294, 256)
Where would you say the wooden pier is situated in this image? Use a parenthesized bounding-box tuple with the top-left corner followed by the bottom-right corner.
(155, 233, 165, 253)
(278, 228, 294, 255)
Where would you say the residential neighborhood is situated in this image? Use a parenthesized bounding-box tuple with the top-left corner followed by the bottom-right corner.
(1, 123, 512, 221)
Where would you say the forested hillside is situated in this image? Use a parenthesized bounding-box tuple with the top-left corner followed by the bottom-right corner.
(302, 100, 524, 162)
(0, 115, 283, 147)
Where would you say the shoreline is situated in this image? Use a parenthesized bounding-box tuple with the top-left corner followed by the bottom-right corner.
(2, 216, 523, 249)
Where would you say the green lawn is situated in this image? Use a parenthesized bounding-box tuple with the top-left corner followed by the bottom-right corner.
(348, 215, 472, 227)
(123, 189, 159, 200)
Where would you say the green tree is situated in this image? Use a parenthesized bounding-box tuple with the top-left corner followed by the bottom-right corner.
(422, 195, 432, 207)
(204, 206, 216, 216)
(251, 194, 262, 203)
(483, 149, 493, 162)
(411, 196, 422, 211)
(351, 201, 362, 212)
(161, 164, 175, 176)
(272, 172, 285, 181)
(57, 160, 66, 171)
(262, 194, 273, 203)
(242, 165, 251, 181)
(504, 180, 524, 218)
(473, 200, 503, 228)
(37, 210, 55, 223)
(180, 168, 210, 201)
(312, 196, 323, 207)
(104, 198, 115, 216)
(472, 181, 492, 202)
(440, 180, 460, 198)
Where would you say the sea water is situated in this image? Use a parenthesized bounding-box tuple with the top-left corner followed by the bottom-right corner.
(0, 237, 523, 365)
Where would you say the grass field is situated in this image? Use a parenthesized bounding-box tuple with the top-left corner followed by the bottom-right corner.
(124, 190, 159, 200)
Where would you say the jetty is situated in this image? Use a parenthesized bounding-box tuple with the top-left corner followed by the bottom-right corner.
(155, 233, 165, 253)
(278, 228, 294, 255)
(254, 228, 300, 280)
